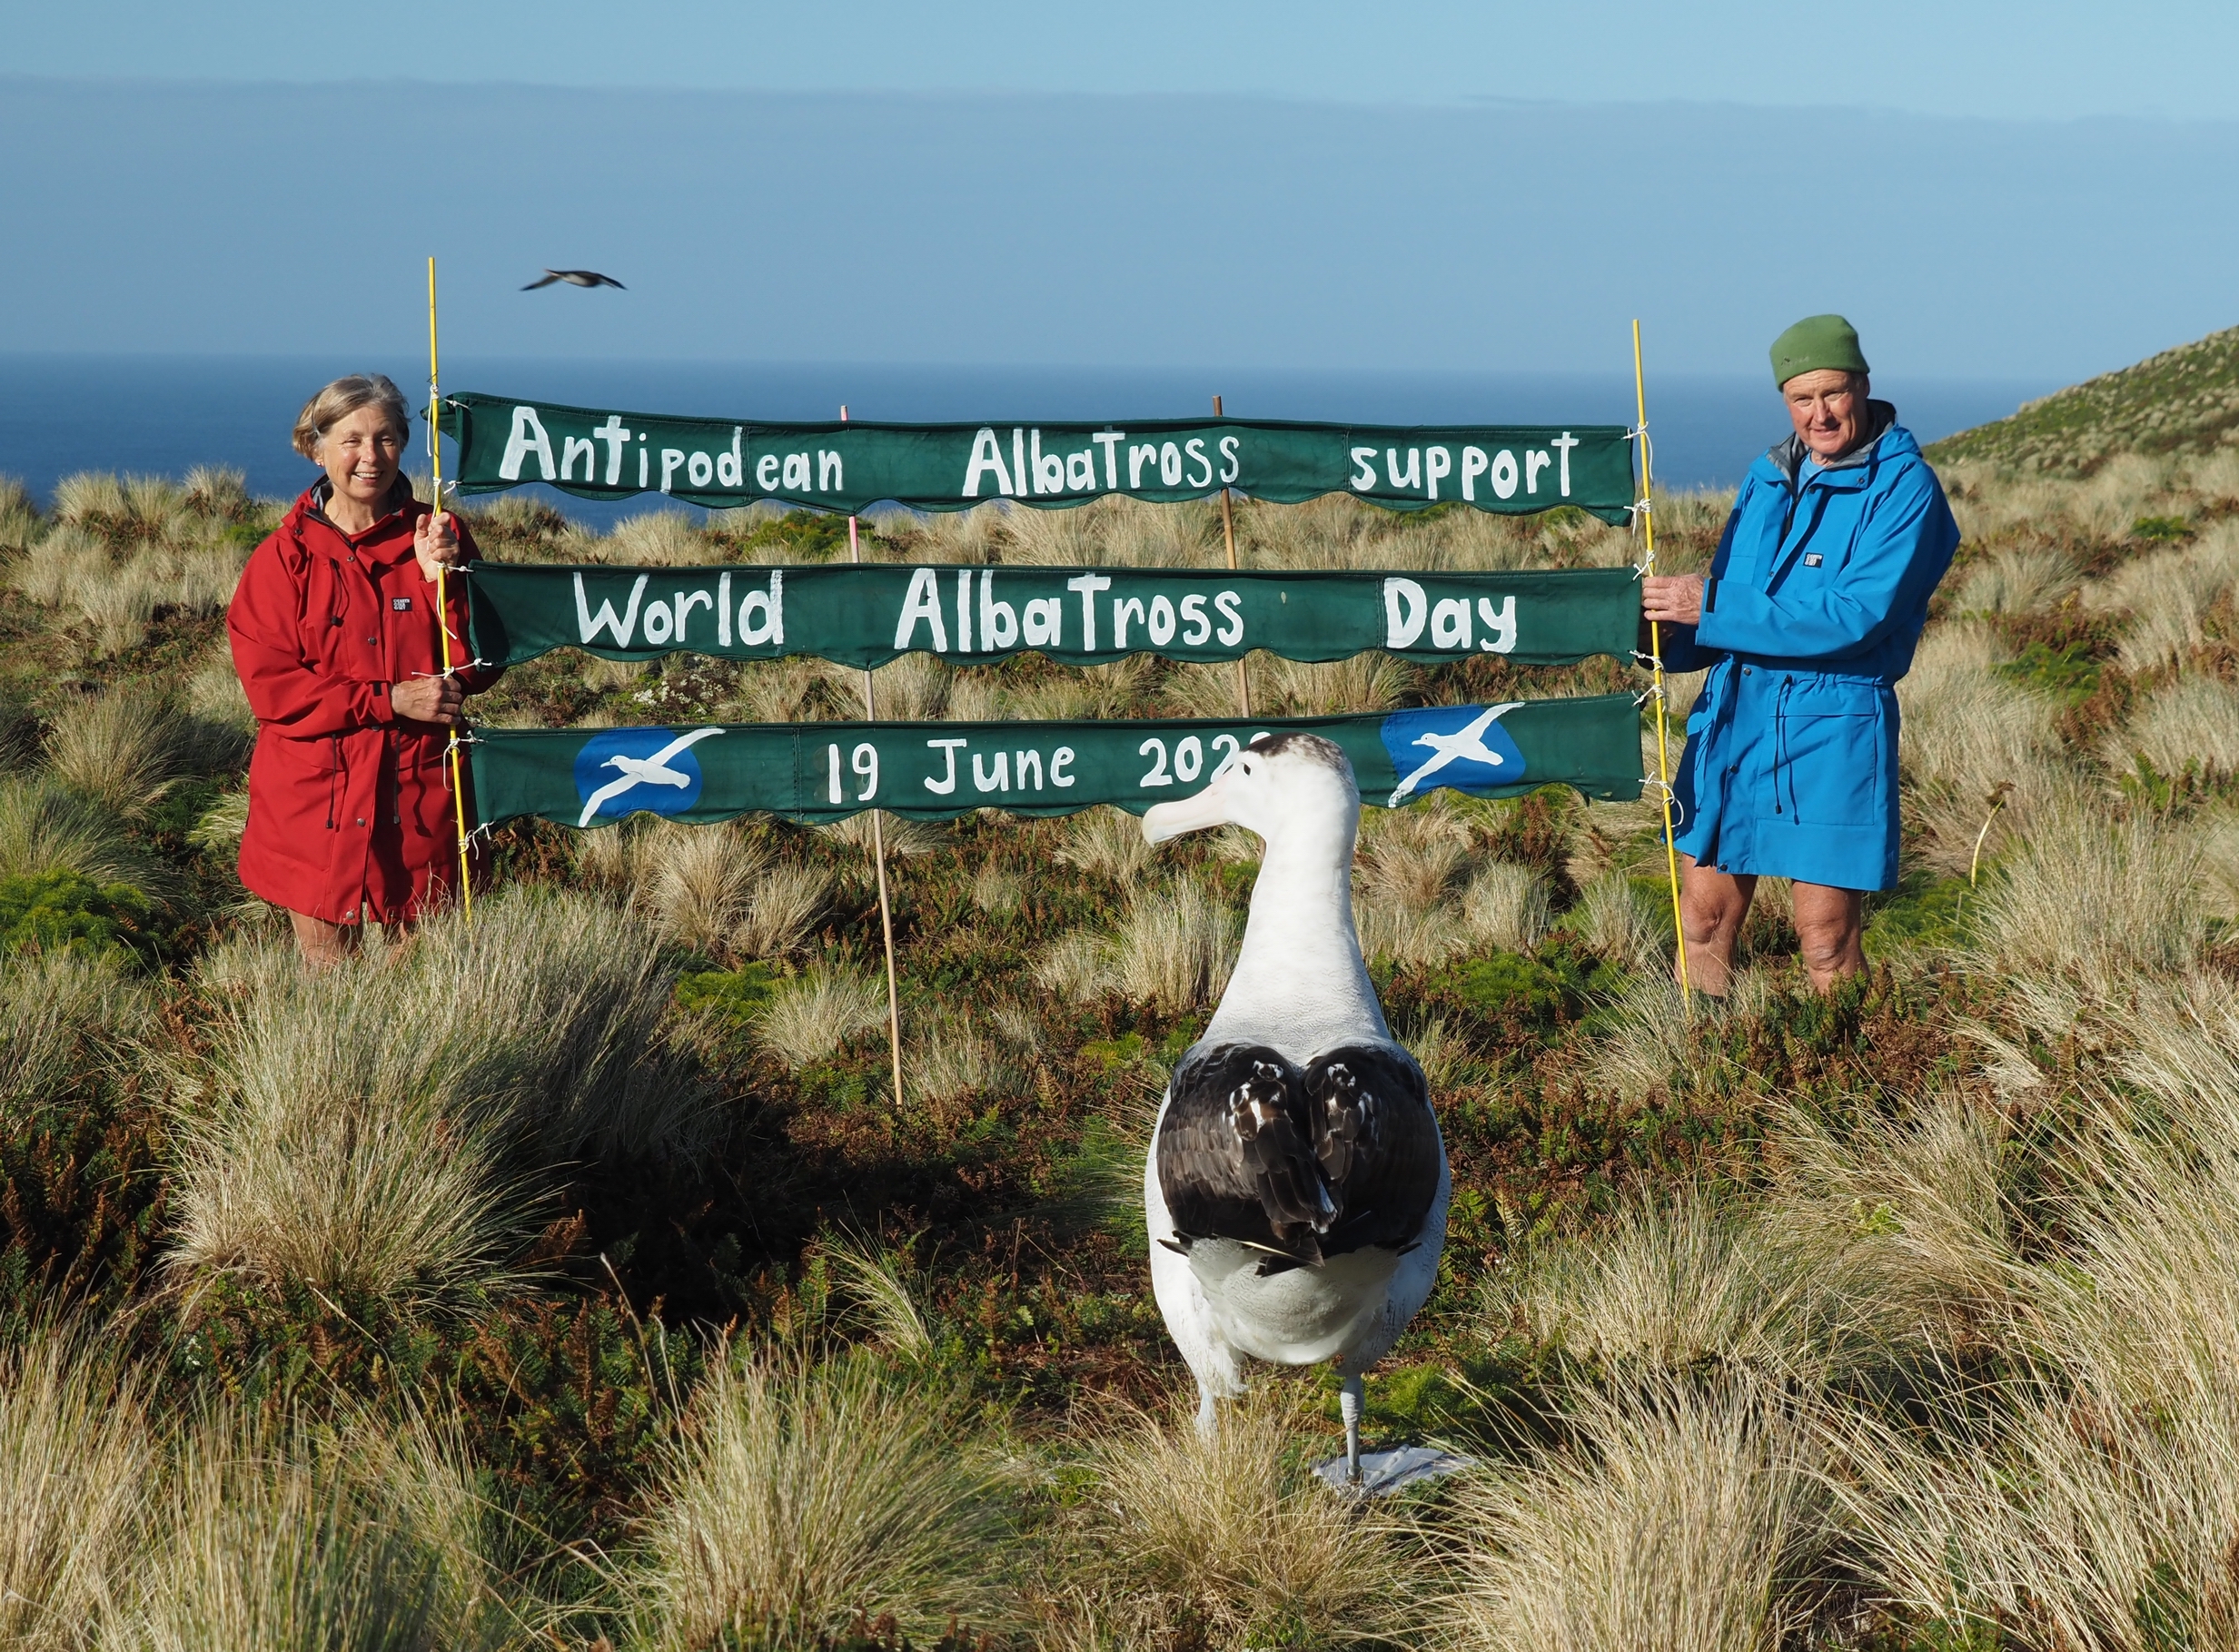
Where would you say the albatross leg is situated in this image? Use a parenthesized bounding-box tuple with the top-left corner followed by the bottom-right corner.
(1340, 1373, 1364, 1483)
(1194, 1383, 1219, 1439)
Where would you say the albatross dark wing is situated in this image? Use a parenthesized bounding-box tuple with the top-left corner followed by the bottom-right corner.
(1157, 1044, 1331, 1265)
(1305, 1044, 1441, 1257)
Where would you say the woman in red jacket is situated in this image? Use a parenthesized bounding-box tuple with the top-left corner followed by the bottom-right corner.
(229, 374, 501, 964)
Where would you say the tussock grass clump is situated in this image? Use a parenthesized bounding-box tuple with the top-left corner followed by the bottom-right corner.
(168, 891, 705, 1307)
(117, 1402, 500, 1652)
(630, 823, 832, 962)
(754, 968, 887, 1070)
(44, 684, 201, 819)
(0, 775, 168, 895)
(0, 1331, 154, 1649)
(1951, 541, 2084, 613)
(0, 949, 154, 1116)
(1038, 878, 1239, 1009)
(2095, 519, 2239, 672)
(2111, 669, 2239, 778)
(1442, 1379, 1823, 1652)
(1058, 806, 1154, 884)
(1039, 1393, 1424, 1651)
(640, 1350, 1012, 1649)
(1896, 621, 2066, 875)
(1967, 793, 2205, 984)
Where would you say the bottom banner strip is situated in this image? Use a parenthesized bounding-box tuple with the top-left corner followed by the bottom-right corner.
(467, 696, 1644, 830)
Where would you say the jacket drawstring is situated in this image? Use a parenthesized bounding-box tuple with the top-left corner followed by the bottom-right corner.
(1773, 677, 1792, 816)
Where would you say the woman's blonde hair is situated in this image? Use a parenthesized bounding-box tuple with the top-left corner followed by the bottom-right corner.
(292, 374, 411, 460)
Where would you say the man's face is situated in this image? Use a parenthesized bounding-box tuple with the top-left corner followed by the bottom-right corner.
(1783, 369, 1867, 460)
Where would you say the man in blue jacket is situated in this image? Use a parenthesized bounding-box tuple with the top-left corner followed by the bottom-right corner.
(1641, 315, 1959, 995)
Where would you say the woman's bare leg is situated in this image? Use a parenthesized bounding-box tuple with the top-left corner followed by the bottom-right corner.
(1677, 855, 1756, 997)
(289, 909, 360, 967)
(1789, 881, 1867, 992)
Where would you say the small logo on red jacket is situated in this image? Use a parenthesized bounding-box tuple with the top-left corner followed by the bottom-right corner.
(391, 597, 414, 610)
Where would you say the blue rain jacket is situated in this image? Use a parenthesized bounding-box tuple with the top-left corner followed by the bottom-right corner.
(1662, 406, 1959, 891)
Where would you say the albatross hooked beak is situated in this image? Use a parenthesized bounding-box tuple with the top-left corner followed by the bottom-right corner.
(1142, 765, 1242, 845)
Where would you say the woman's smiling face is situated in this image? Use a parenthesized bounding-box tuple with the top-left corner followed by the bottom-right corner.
(316, 403, 408, 516)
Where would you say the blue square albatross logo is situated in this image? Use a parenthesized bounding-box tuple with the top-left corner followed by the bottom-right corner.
(1379, 703, 1526, 806)
(573, 727, 723, 827)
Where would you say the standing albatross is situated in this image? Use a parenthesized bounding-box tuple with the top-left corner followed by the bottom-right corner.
(1141, 731, 1450, 1484)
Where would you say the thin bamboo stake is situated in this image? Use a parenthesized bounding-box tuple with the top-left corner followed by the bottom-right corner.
(1213, 394, 1251, 717)
(1634, 320, 1687, 994)
(429, 256, 474, 919)
(843, 403, 906, 1112)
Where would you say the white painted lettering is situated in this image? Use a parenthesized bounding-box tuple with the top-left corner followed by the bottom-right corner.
(574, 571, 649, 647)
(1012, 430, 1026, 499)
(924, 737, 967, 794)
(1432, 597, 1471, 649)
(1551, 431, 1579, 496)
(782, 452, 810, 490)
(954, 568, 974, 653)
(980, 569, 1019, 649)
(641, 597, 674, 645)
(499, 406, 557, 482)
(1015, 748, 1043, 790)
(687, 451, 713, 488)
(1383, 577, 1427, 648)
(1491, 450, 1519, 500)
(1022, 597, 1062, 648)
(894, 568, 950, 652)
(1147, 594, 1177, 646)
(718, 428, 743, 488)
(718, 570, 732, 646)
(972, 750, 1010, 793)
(1065, 450, 1095, 490)
(1526, 450, 1551, 494)
(852, 742, 878, 800)
(593, 415, 630, 486)
(1093, 430, 1124, 490)
(1066, 573, 1111, 650)
(1031, 430, 1063, 495)
(1113, 596, 1146, 648)
(1174, 735, 1204, 782)
(1478, 594, 1518, 654)
(1385, 448, 1421, 491)
(561, 435, 597, 481)
(827, 743, 843, 805)
(1460, 446, 1488, 501)
(1350, 447, 1379, 490)
(739, 570, 784, 646)
(1128, 443, 1158, 489)
(1159, 442, 1184, 488)
(674, 589, 713, 641)
(1051, 746, 1076, 786)
(660, 450, 687, 493)
(1184, 439, 1212, 488)
(1180, 593, 1211, 646)
(1218, 434, 1241, 483)
(818, 450, 844, 491)
(963, 428, 1014, 497)
(1424, 446, 1452, 500)
(757, 453, 781, 490)
(1214, 590, 1243, 646)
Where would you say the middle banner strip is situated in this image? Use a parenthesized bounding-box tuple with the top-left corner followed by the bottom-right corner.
(466, 695, 1645, 832)
(466, 561, 1641, 671)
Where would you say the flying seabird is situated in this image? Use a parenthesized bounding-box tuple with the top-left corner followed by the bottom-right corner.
(1140, 732, 1453, 1489)
(522, 269, 628, 291)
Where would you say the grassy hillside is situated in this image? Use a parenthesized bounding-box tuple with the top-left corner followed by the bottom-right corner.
(1929, 321, 2239, 473)
(5, 452, 2239, 1648)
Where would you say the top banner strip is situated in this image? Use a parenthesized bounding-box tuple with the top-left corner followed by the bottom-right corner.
(438, 393, 1636, 524)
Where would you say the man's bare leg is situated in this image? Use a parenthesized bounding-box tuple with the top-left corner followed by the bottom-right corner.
(289, 909, 361, 968)
(1790, 881, 1867, 992)
(1677, 856, 1757, 997)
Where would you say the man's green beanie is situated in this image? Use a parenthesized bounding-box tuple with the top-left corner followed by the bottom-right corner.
(1770, 314, 1870, 387)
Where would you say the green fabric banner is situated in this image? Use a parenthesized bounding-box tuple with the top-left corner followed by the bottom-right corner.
(466, 697, 1644, 830)
(465, 562, 1640, 670)
(437, 392, 1636, 522)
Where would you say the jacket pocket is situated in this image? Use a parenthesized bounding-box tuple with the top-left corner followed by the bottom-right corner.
(1774, 677, 1885, 829)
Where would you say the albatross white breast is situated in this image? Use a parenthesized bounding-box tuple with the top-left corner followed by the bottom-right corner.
(1139, 730, 1451, 1484)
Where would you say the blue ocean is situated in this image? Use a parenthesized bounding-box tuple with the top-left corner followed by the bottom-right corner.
(0, 355, 2051, 524)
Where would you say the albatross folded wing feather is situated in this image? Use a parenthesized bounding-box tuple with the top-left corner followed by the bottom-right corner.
(1305, 1045, 1440, 1256)
(1158, 1044, 1331, 1265)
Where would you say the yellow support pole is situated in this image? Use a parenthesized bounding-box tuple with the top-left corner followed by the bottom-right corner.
(1213, 394, 1251, 717)
(844, 404, 907, 1113)
(430, 256, 474, 919)
(1634, 320, 1688, 994)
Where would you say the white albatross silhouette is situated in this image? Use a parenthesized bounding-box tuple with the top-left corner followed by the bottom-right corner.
(577, 727, 725, 827)
(1386, 702, 1525, 806)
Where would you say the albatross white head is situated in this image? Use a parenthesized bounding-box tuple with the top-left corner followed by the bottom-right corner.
(1142, 732, 1383, 1047)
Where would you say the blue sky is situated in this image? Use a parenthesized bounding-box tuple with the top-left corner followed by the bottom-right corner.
(14, 0, 2239, 121)
(4, 3, 2234, 383)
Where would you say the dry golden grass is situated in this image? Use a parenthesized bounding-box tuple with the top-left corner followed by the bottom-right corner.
(1441, 1378, 1822, 1652)
(0, 775, 170, 894)
(0, 949, 154, 1117)
(753, 968, 888, 1070)
(640, 1350, 1013, 1649)
(1037, 877, 1239, 1009)
(1895, 620, 2066, 875)
(2112, 668, 2239, 777)
(1037, 1391, 1426, 1651)
(0, 1330, 154, 1650)
(1967, 792, 2206, 984)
